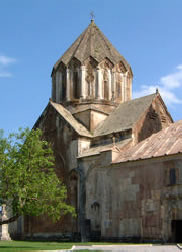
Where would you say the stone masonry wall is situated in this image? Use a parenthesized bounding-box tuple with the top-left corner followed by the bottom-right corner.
(84, 152, 182, 242)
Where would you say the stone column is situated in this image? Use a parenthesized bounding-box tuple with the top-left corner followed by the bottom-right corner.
(0, 204, 11, 240)
(129, 75, 132, 100)
(124, 71, 128, 102)
(122, 73, 125, 102)
(97, 67, 103, 99)
(80, 66, 86, 99)
(66, 68, 71, 101)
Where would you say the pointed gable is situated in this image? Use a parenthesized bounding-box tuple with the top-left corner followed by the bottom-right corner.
(94, 93, 156, 137)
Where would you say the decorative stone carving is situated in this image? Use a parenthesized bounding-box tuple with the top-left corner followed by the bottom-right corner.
(103, 69, 109, 100)
(86, 62, 95, 98)
(86, 62, 94, 84)
(99, 58, 113, 70)
(117, 61, 127, 73)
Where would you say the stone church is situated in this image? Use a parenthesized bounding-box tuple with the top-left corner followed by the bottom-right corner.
(9, 20, 182, 242)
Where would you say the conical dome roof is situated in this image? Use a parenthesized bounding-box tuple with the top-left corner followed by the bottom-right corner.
(53, 20, 132, 75)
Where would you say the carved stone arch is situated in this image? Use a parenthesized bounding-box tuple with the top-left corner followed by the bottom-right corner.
(68, 57, 81, 69)
(99, 57, 114, 70)
(99, 58, 113, 100)
(57, 61, 66, 72)
(84, 56, 98, 69)
(84, 57, 98, 98)
(68, 57, 81, 99)
(57, 62, 67, 101)
(114, 61, 126, 100)
(115, 61, 127, 73)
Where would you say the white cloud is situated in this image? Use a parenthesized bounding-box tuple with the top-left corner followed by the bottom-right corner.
(177, 64, 182, 70)
(0, 55, 17, 78)
(0, 55, 16, 65)
(133, 64, 182, 106)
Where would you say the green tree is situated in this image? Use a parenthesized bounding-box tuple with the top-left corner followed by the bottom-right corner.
(0, 128, 75, 225)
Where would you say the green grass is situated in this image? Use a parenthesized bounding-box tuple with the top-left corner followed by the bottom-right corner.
(0, 241, 72, 251)
(0, 241, 155, 252)
(0, 241, 120, 252)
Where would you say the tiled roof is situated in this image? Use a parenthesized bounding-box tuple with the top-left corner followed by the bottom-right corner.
(53, 21, 132, 74)
(50, 101, 92, 138)
(93, 93, 156, 137)
(114, 120, 182, 163)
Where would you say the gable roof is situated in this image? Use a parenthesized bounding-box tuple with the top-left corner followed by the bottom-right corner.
(53, 21, 132, 75)
(93, 93, 156, 137)
(114, 120, 182, 163)
(50, 101, 92, 138)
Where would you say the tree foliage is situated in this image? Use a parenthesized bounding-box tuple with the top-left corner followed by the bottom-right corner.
(0, 128, 75, 225)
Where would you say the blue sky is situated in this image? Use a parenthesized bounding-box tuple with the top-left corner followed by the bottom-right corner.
(1, 0, 182, 135)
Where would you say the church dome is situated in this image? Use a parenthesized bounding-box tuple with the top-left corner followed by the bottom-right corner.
(53, 20, 132, 74)
(51, 20, 133, 105)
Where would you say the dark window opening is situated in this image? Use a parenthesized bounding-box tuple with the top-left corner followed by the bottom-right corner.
(62, 73, 66, 100)
(170, 168, 176, 185)
(171, 220, 182, 242)
(73, 71, 79, 99)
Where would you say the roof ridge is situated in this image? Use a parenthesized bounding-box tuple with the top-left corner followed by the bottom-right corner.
(127, 93, 156, 103)
(71, 24, 91, 62)
(97, 25, 117, 62)
(53, 24, 90, 70)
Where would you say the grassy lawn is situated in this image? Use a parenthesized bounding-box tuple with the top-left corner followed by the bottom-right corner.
(0, 241, 156, 251)
(0, 241, 72, 251)
(0, 241, 116, 252)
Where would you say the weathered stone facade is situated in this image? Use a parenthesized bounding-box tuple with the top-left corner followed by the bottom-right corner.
(8, 20, 182, 243)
